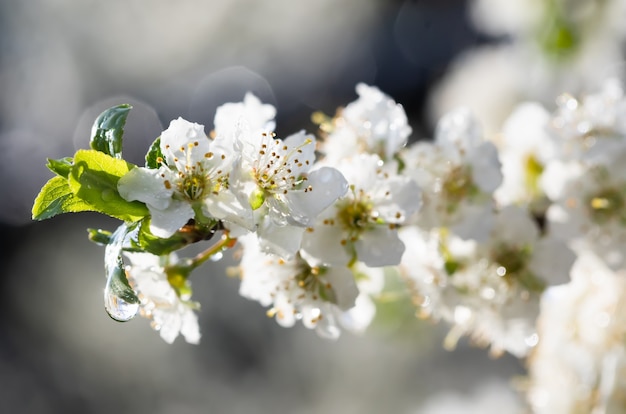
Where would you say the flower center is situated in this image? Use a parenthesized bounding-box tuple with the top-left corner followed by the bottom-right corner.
(179, 172, 206, 200)
(492, 244, 545, 293)
(336, 187, 375, 231)
(587, 187, 626, 225)
(253, 133, 312, 194)
(524, 154, 544, 197)
(441, 165, 476, 212)
(294, 264, 335, 303)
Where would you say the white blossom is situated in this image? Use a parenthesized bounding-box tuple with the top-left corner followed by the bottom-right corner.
(228, 128, 348, 259)
(545, 148, 626, 270)
(494, 101, 556, 213)
(548, 77, 626, 162)
(401, 108, 502, 241)
(301, 153, 421, 268)
(318, 83, 411, 165)
(213, 92, 276, 139)
(527, 252, 626, 413)
(236, 233, 362, 339)
(117, 117, 246, 237)
(399, 206, 574, 357)
(123, 251, 201, 345)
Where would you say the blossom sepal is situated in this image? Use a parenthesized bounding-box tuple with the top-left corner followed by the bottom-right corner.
(144, 136, 164, 169)
(132, 218, 222, 256)
(46, 157, 73, 178)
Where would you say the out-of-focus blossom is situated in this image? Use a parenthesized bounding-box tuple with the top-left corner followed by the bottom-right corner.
(399, 206, 574, 358)
(401, 108, 501, 241)
(527, 252, 626, 413)
(236, 233, 362, 339)
(318, 83, 412, 165)
(124, 251, 201, 345)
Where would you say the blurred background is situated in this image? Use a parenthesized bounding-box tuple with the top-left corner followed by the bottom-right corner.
(0, 0, 537, 412)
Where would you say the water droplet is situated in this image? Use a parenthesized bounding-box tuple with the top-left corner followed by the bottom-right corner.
(210, 251, 223, 262)
(525, 333, 539, 347)
(103, 223, 139, 322)
(101, 189, 115, 201)
(104, 285, 139, 322)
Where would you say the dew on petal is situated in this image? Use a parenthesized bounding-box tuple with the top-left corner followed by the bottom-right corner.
(525, 333, 539, 347)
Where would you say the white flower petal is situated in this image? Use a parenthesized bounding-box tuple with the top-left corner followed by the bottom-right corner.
(256, 219, 306, 259)
(449, 202, 495, 241)
(118, 166, 173, 210)
(323, 266, 359, 310)
(355, 226, 405, 267)
(283, 131, 316, 173)
(301, 223, 351, 266)
(149, 200, 194, 238)
(435, 107, 483, 153)
(493, 205, 539, 246)
(180, 310, 201, 344)
(284, 167, 348, 225)
(372, 176, 422, 223)
(204, 189, 254, 231)
(529, 237, 576, 286)
(338, 294, 377, 333)
(214, 92, 276, 138)
(337, 154, 380, 192)
(469, 141, 502, 193)
(160, 117, 210, 169)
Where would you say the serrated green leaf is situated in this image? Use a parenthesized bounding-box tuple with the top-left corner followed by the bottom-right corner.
(68, 149, 149, 222)
(32, 176, 95, 220)
(46, 157, 74, 178)
(90, 104, 132, 158)
(145, 136, 165, 169)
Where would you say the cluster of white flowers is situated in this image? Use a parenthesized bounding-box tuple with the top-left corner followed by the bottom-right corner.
(110, 76, 626, 357)
(34, 71, 623, 412)
(113, 86, 420, 343)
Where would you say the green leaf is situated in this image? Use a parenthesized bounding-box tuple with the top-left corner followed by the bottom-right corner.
(145, 136, 165, 169)
(136, 221, 189, 255)
(87, 228, 113, 245)
(135, 219, 218, 255)
(46, 157, 74, 178)
(68, 149, 149, 222)
(90, 104, 132, 158)
(32, 175, 95, 220)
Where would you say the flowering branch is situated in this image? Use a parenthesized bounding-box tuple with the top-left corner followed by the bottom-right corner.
(30, 75, 626, 412)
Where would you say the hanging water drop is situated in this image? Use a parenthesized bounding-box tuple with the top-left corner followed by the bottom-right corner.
(103, 223, 140, 322)
(104, 282, 139, 322)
